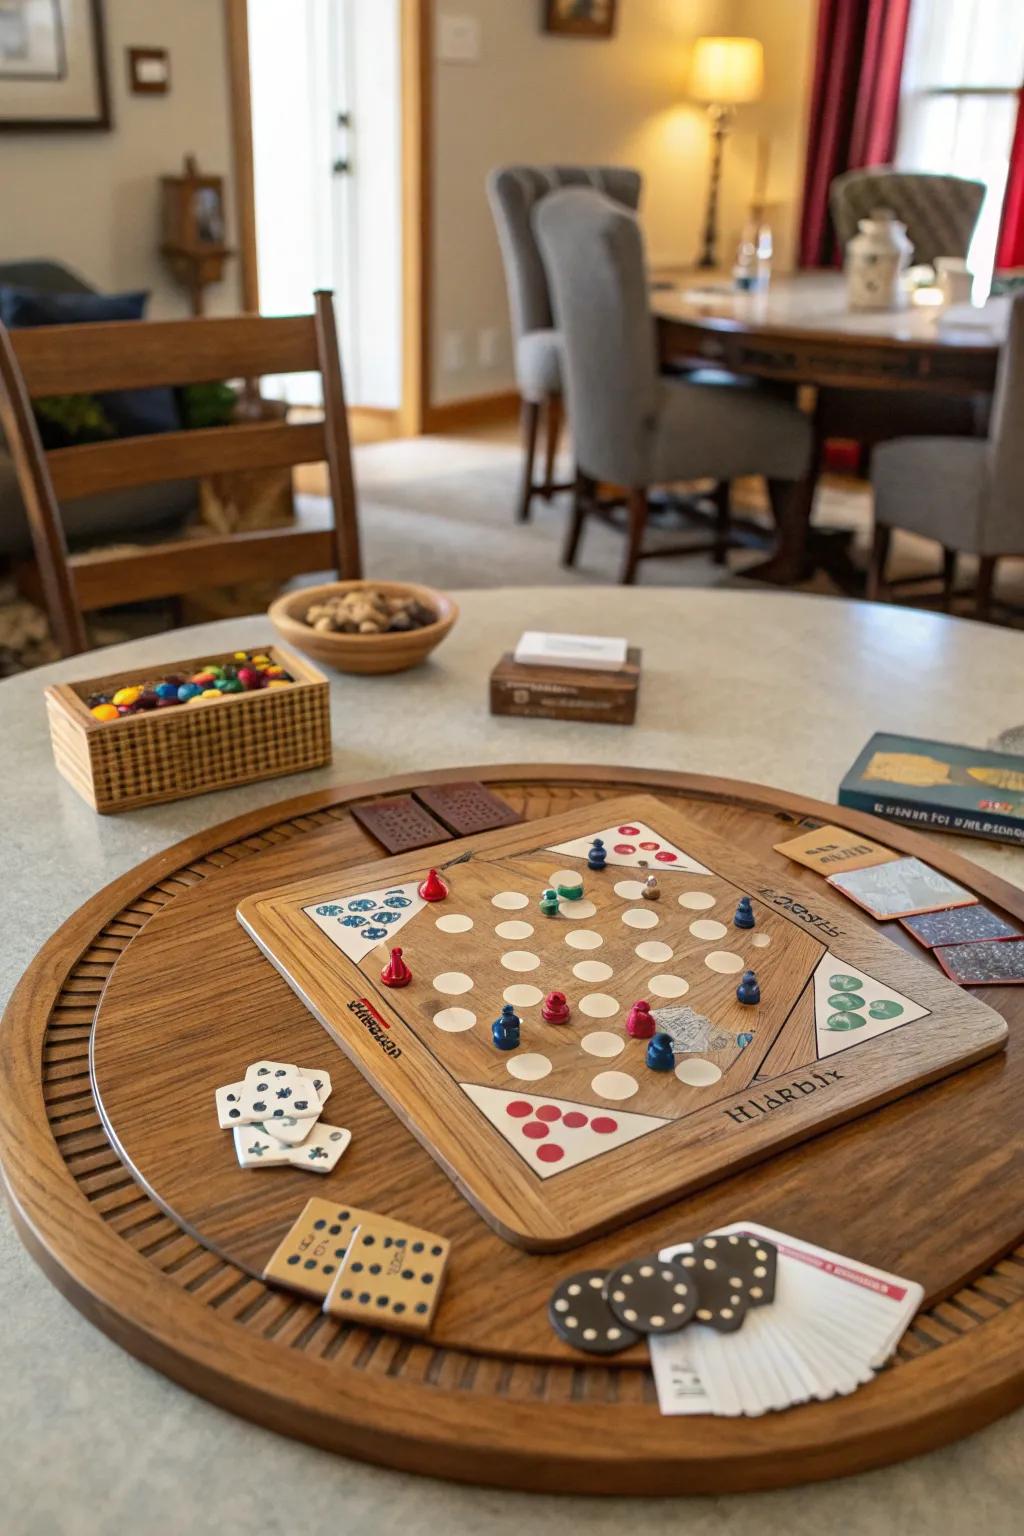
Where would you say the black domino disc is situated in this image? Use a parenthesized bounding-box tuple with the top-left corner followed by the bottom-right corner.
(695, 1233, 777, 1307)
(548, 1269, 640, 1355)
(672, 1246, 750, 1333)
(604, 1254, 697, 1336)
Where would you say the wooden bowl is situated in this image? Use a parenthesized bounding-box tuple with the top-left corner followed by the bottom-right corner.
(268, 580, 459, 676)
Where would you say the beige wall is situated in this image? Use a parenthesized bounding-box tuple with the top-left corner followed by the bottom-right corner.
(0, 0, 240, 317)
(430, 0, 816, 405)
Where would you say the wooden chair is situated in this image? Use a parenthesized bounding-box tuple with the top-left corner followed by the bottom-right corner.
(0, 290, 361, 656)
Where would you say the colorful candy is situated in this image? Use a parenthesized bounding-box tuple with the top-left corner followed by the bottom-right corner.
(86, 651, 295, 722)
(90, 703, 119, 722)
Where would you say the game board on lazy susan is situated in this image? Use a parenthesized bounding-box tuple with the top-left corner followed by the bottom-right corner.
(237, 794, 1006, 1250)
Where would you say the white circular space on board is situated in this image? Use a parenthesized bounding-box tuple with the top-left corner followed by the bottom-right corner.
(503, 983, 543, 1008)
(495, 919, 534, 941)
(579, 993, 620, 1019)
(492, 891, 529, 911)
(560, 897, 598, 919)
(648, 974, 690, 999)
(704, 951, 745, 975)
(751, 933, 772, 949)
(573, 959, 614, 983)
(689, 918, 728, 941)
(501, 950, 541, 972)
(433, 971, 474, 995)
(565, 928, 603, 951)
(622, 908, 659, 930)
(432, 1007, 476, 1033)
(507, 1053, 552, 1081)
(635, 940, 673, 964)
(435, 913, 473, 934)
(581, 1031, 625, 1059)
(614, 880, 645, 901)
(675, 1059, 723, 1087)
(678, 891, 716, 911)
(591, 1070, 639, 1101)
(550, 869, 583, 889)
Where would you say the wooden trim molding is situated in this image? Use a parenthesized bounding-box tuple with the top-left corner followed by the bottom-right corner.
(423, 390, 519, 434)
(224, 0, 259, 312)
(401, 0, 432, 436)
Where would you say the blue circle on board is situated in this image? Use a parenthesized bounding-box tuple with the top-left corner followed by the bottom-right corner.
(315, 904, 344, 917)
(372, 910, 400, 925)
(339, 914, 367, 928)
(384, 895, 412, 909)
(362, 926, 388, 941)
(348, 898, 377, 912)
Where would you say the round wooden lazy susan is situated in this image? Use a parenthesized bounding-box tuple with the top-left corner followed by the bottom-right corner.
(3, 766, 1024, 1495)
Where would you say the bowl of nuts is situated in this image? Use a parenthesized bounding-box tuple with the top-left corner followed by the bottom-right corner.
(268, 579, 458, 675)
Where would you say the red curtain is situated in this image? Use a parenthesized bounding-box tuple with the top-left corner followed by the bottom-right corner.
(996, 91, 1024, 270)
(798, 0, 913, 268)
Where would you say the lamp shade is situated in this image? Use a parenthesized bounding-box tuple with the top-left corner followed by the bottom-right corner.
(689, 36, 764, 105)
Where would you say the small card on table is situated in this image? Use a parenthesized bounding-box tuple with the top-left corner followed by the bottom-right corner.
(826, 856, 977, 921)
(901, 904, 1019, 950)
(935, 938, 1024, 986)
(773, 824, 898, 875)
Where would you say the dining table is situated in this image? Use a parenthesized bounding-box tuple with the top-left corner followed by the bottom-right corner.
(651, 270, 1004, 586)
(2, 587, 1023, 1534)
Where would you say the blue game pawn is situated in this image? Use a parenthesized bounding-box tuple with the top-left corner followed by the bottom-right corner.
(492, 1003, 521, 1050)
(734, 896, 755, 929)
(587, 837, 607, 871)
(645, 1032, 676, 1072)
(736, 970, 760, 1006)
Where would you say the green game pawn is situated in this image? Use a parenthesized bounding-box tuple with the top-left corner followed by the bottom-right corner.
(539, 888, 561, 916)
(557, 877, 584, 902)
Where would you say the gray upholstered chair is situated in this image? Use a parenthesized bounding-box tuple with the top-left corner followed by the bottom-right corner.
(870, 291, 1024, 621)
(534, 189, 811, 585)
(487, 165, 642, 522)
(829, 168, 986, 268)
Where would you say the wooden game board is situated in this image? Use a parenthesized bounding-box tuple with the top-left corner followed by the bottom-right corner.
(3, 767, 1024, 1495)
(238, 795, 1006, 1249)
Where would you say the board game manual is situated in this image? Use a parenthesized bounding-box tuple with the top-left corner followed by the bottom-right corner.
(839, 732, 1024, 846)
(490, 647, 641, 725)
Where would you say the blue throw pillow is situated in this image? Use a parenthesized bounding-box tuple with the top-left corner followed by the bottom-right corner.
(0, 286, 182, 439)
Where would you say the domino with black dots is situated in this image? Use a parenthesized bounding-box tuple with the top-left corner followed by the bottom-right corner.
(262, 1198, 372, 1302)
(322, 1215, 450, 1335)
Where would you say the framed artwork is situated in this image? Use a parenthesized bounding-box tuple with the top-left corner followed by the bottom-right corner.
(0, 0, 110, 130)
(543, 0, 617, 39)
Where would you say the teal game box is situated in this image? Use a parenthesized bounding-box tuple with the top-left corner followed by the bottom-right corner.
(839, 733, 1024, 846)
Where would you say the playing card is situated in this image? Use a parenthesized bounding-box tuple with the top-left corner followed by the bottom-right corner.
(216, 1068, 331, 1133)
(901, 904, 1019, 950)
(773, 824, 898, 874)
(935, 938, 1024, 986)
(826, 857, 976, 920)
(233, 1120, 351, 1172)
(222, 1071, 322, 1126)
(246, 1060, 333, 1104)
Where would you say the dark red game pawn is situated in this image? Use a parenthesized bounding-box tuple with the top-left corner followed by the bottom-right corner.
(626, 1000, 656, 1039)
(381, 946, 412, 988)
(418, 867, 449, 902)
(542, 990, 571, 1024)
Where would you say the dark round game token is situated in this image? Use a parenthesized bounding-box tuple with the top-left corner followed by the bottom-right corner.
(548, 1269, 640, 1356)
(694, 1233, 777, 1307)
(604, 1255, 697, 1335)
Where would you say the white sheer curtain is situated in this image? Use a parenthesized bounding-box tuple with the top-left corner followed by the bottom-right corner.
(897, 0, 1024, 293)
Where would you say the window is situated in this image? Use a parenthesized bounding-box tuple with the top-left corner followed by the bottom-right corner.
(896, 0, 1024, 293)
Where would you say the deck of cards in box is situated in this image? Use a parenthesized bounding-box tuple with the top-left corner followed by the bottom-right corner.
(490, 630, 641, 725)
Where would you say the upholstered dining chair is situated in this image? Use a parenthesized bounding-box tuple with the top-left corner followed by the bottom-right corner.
(534, 189, 811, 585)
(487, 164, 642, 522)
(870, 291, 1024, 621)
(829, 168, 986, 269)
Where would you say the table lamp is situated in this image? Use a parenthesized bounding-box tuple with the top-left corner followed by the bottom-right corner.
(689, 36, 763, 269)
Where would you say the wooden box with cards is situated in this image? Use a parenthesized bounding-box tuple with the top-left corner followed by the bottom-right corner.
(490, 647, 642, 725)
(45, 642, 330, 813)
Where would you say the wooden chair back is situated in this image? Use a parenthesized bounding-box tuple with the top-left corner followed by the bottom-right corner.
(0, 290, 361, 655)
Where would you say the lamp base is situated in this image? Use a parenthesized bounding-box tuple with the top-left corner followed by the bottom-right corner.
(696, 106, 730, 272)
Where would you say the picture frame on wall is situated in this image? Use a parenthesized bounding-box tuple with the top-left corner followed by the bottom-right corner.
(543, 0, 618, 39)
(0, 0, 110, 130)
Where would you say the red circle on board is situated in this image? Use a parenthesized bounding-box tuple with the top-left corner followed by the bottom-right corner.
(618, 825, 640, 835)
(506, 1101, 532, 1118)
(562, 1111, 588, 1128)
(522, 1120, 549, 1139)
(537, 1143, 565, 1163)
(536, 1104, 561, 1122)
(591, 1117, 619, 1134)
(614, 844, 636, 855)
(639, 841, 660, 851)
(655, 851, 679, 862)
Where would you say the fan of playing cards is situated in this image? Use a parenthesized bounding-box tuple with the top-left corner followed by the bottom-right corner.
(549, 1221, 923, 1416)
(214, 1059, 352, 1174)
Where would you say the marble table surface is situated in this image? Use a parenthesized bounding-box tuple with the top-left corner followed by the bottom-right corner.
(2, 589, 1023, 1536)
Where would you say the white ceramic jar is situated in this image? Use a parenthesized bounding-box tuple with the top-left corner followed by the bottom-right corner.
(845, 209, 914, 311)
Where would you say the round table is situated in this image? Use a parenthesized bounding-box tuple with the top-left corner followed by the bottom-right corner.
(2, 589, 1023, 1533)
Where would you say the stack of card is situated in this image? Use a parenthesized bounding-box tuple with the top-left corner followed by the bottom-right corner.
(214, 1058, 351, 1174)
(650, 1222, 923, 1417)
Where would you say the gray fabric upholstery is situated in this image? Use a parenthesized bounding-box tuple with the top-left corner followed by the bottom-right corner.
(487, 165, 642, 400)
(829, 168, 985, 268)
(0, 258, 94, 297)
(533, 188, 811, 488)
(516, 329, 562, 399)
(872, 292, 1024, 556)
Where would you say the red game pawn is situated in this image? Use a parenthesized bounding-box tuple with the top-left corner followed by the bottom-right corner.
(381, 946, 412, 988)
(418, 867, 449, 902)
(542, 990, 571, 1024)
(626, 1000, 656, 1039)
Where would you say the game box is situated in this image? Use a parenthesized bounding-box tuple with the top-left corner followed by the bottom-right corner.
(839, 732, 1024, 847)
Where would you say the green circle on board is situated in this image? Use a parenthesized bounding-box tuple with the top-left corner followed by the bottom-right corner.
(827, 993, 865, 1012)
(829, 974, 863, 992)
(827, 1013, 867, 1030)
(868, 1000, 904, 1019)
